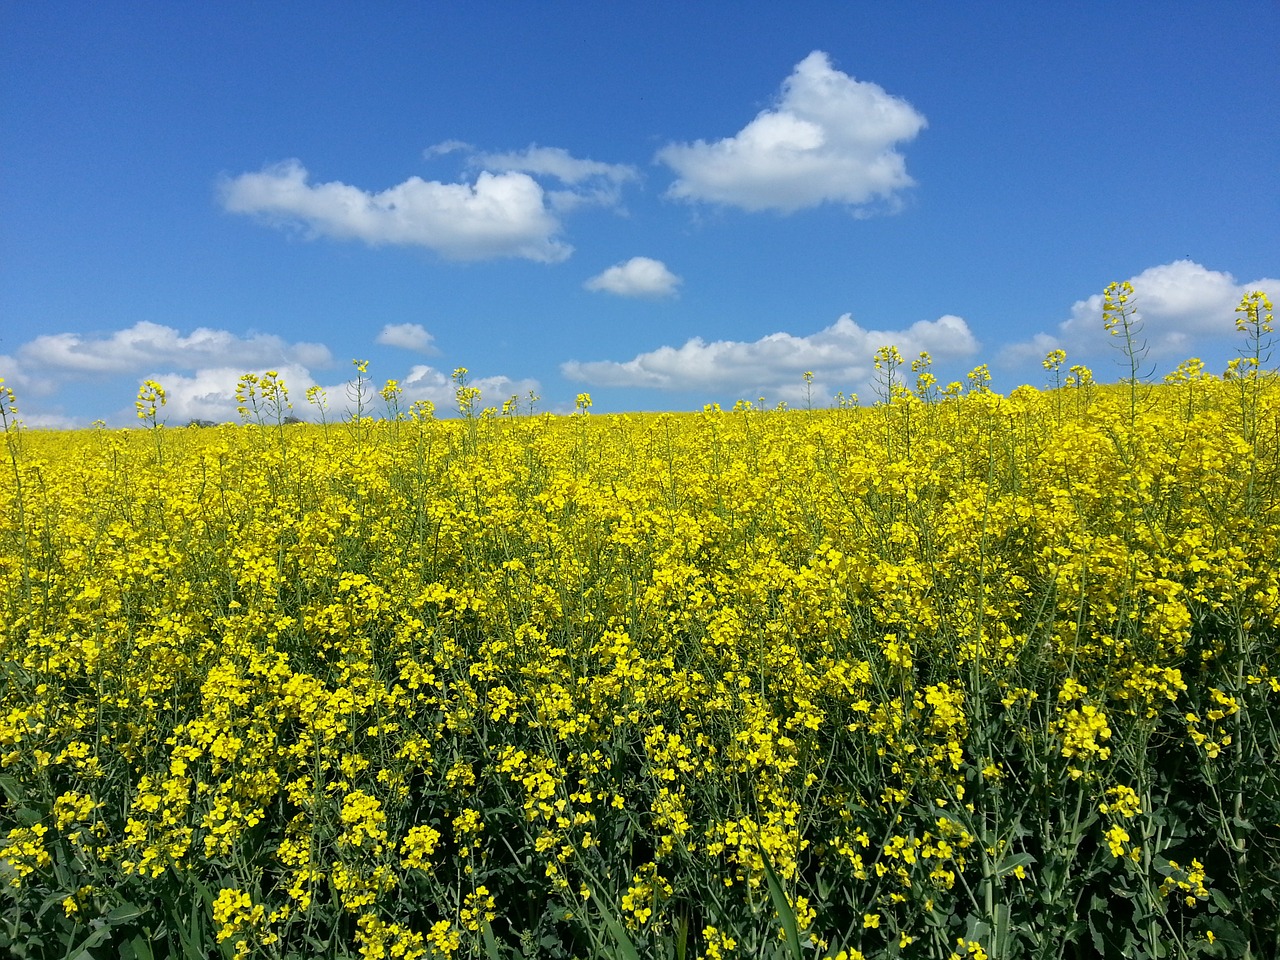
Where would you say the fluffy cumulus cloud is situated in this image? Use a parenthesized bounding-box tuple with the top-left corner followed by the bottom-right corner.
(0, 318, 546, 426)
(375, 323, 438, 354)
(563, 313, 978, 402)
(0, 321, 334, 425)
(657, 51, 927, 213)
(1000, 260, 1280, 367)
(221, 159, 571, 262)
(150, 363, 319, 424)
(584, 257, 681, 299)
(16, 321, 332, 382)
(0, 354, 36, 397)
(153, 362, 541, 426)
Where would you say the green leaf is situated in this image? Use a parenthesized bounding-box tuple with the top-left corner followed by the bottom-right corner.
(35, 888, 72, 922)
(50, 851, 73, 892)
(1088, 895, 1110, 955)
(760, 850, 803, 960)
(168, 884, 207, 960)
(107, 902, 146, 924)
(0, 775, 22, 804)
(674, 911, 689, 960)
(964, 917, 992, 943)
(481, 917, 504, 960)
(1205, 916, 1247, 957)
(1210, 888, 1234, 915)
(995, 852, 1036, 877)
(1062, 919, 1087, 945)
(65, 919, 113, 960)
(588, 891, 642, 960)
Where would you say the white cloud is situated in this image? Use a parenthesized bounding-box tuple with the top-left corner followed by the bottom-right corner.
(474, 145, 637, 186)
(20, 411, 81, 430)
(3, 321, 544, 426)
(562, 313, 978, 401)
(657, 51, 926, 213)
(149, 363, 319, 424)
(584, 257, 681, 299)
(397, 365, 541, 413)
(997, 332, 1064, 369)
(423, 139, 472, 158)
(0, 355, 40, 397)
(281, 364, 539, 422)
(17, 321, 333, 381)
(468, 145, 638, 214)
(148, 362, 541, 425)
(1000, 260, 1280, 367)
(376, 323, 438, 354)
(220, 159, 571, 263)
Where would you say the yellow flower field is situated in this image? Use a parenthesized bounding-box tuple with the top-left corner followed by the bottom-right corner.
(2, 299, 1278, 958)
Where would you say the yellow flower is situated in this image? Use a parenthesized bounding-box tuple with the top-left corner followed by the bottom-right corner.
(702, 925, 737, 959)
(399, 825, 442, 871)
(0, 824, 51, 887)
(1104, 824, 1131, 859)
(211, 888, 265, 943)
(1099, 785, 1142, 819)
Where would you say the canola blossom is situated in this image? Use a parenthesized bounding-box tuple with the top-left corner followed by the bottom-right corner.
(1, 322, 1279, 958)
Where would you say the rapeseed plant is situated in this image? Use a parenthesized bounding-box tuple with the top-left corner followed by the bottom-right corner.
(1, 292, 1279, 957)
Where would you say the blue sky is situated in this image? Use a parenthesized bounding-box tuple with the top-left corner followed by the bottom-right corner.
(2, 1, 1277, 427)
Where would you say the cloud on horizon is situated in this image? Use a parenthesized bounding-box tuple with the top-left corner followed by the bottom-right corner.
(147, 362, 320, 424)
(999, 260, 1280, 368)
(657, 51, 927, 214)
(145, 362, 542, 426)
(0, 320, 534, 426)
(562, 312, 978, 402)
(584, 257, 681, 298)
(397, 364, 541, 414)
(0, 321, 331, 423)
(14, 321, 333, 384)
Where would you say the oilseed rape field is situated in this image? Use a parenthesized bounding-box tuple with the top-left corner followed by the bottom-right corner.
(2, 293, 1279, 959)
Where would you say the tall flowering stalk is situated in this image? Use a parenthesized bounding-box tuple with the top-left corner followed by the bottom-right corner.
(135, 378, 167, 464)
(1103, 281, 1149, 436)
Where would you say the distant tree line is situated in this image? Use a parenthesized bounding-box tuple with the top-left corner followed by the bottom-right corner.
(186, 415, 307, 428)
